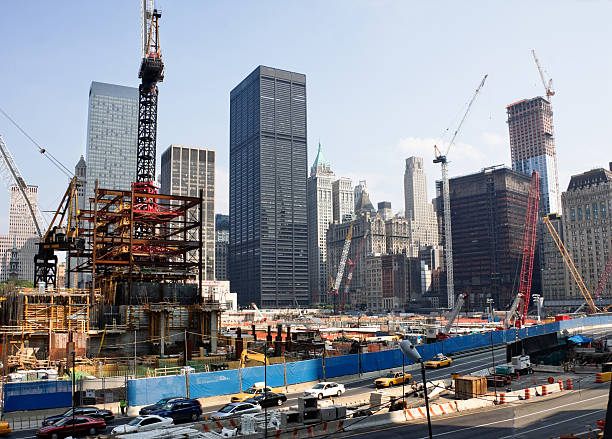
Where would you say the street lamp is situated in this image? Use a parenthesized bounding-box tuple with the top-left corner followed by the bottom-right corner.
(400, 341, 432, 439)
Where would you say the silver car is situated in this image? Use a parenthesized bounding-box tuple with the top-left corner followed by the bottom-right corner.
(209, 402, 261, 420)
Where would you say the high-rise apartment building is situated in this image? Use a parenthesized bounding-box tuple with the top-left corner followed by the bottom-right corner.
(160, 144, 215, 280)
(437, 167, 531, 309)
(85, 82, 138, 204)
(307, 143, 335, 303)
(561, 166, 612, 301)
(332, 177, 354, 224)
(378, 202, 392, 221)
(229, 66, 308, 307)
(507, 97, 560, 214)
(404, 157, 439, 253)
(0, 185, 39, 281)
(215, 214, 229, 281)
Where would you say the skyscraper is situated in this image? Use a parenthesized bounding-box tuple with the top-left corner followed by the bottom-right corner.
(354, 180, 376, 215)
(85, 82, 138, 204)
(332, 177, 354, 224)
(561, 166, 612, 302)
(0, 185, 39, 281)
(229, 66, 308, 307)
(160, 144, 216, 281)
(404, 157, 439, 253)
(507, 97, 560, 214)
(215, 214, 229, 281)
(307, 143, 334, 303)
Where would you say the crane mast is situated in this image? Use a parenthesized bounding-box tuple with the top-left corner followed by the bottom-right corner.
(434, 74, 487, 309)
(137, 1, 164, 206)
(440, 292, 468, 336)
(332, 223, 353, 293)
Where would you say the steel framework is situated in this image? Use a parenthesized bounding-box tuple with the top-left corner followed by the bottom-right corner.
(73, 183, 203, 304)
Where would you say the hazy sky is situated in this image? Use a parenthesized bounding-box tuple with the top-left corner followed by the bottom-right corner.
(1, 1, 611, 231)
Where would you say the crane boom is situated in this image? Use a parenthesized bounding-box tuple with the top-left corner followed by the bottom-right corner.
(0, 135, 42, 238)
(543, 216, 597, 313)
(531, 49, 555, 101)
(332, 223, 353, 292)
(341, 225, 371, 308)
(434, 74, 487, 309)
(442, 293, 468, 335)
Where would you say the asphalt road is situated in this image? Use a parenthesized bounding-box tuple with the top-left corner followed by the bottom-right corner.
(335, 382, 609, 439)
(7, 346, 507, 439)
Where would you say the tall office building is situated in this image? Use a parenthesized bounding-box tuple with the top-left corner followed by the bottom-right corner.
(354, 180, 376, 215)
(332, 177, 354, 224)
(215, 214, 229, 281)
(437, 167, 531, 309)
(160, 144, 216, 281)
(229, 66, 308, 307)
(85, 82, 138, 204)
(507, 97, 560, 214)
(404, 157, 439, 252)
(70, 156, 88, 288)
(378, 202, 392, 221)
(307, 143, 334, 303)
(561, 166, 612, 301)
(0, 185, 39, 281)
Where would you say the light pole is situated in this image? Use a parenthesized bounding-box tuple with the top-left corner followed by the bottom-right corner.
(400, 341, 432, 439)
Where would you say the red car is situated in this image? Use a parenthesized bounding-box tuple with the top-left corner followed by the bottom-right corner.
(36, 416, 106, 439)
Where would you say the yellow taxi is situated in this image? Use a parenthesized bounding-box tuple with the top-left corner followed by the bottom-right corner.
(231, 382, 274, 403)
(374, 370, 412, 388)
(0, 421, 11, 435)
(424, 354, 452, 369)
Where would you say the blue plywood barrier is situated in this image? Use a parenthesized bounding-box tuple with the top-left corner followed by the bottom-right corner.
(128, 375, 186, 407)
(286, 359, 322, 385)
(240, 364, 285, 390)
(189, 369, 240, 398)
(4, 380, 72, 412)
(325, 354, 358, 378)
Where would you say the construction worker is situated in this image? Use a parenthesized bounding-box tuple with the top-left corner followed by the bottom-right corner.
(119, 398, 126, 416)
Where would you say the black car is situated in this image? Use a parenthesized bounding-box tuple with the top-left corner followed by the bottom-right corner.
(43, 407, 114, 426)
(244, 391, 288, 408)
(150, 399, 202, 423)
(139, 397, 188, 416)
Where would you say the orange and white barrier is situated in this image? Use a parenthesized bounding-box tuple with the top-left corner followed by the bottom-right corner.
(558, 380, 564, 391)
(201, 417, 240, 433)
(498, 393, 506, 405)
(566, 378, 573, 390)
(541, 384, 548, 396)
(524, 388, 531, 400)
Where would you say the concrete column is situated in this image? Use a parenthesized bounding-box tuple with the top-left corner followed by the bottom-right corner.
(160, 312, 165, 357)
(210, 311, 218, 353)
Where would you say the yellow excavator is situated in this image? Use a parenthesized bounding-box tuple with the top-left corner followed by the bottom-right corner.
(240, 349, 270, 368)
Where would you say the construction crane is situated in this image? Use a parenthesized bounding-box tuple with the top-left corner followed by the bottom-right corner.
(515, 171, 540, 328)
(543, 216, 598, 313)
(136, 0, 164, 223)
(532, 49, 555, 102)
(503, 172, 540, 329)
(330, 223, 353, 295)
(0, 135, 43, 238)
(437, 293, 468, 339)
(434, 74, 488, 309)
(340, 225, 371, 310)
(251, 303, 267, 322)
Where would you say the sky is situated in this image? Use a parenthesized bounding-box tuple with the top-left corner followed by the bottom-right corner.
(1, 1, 611, 231)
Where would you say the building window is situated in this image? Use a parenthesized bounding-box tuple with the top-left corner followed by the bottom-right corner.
(601, 202, 607, 218)
(593, 203, 599, 219)
(570, 208, 576, 221)
(585, 205, 591, 220)
(577, 207, 583, 221)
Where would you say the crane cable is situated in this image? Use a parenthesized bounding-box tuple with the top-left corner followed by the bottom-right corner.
(0, 107, 73, 178)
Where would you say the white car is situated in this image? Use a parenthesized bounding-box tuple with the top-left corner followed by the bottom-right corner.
(111, 415, 173, 434)
(303, 382, 345, 399)
(209, 402, 261, 420)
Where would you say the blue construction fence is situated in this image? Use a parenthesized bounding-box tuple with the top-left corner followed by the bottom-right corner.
(126, 315, 612, 407)
(4, 315, 609, 411)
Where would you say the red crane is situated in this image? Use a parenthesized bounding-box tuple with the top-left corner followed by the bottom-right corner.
(515, 171, 540, 328)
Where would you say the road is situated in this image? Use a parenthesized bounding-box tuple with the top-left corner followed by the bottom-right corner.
(9, 347, 505, 439)
(336, 382, 608, 439)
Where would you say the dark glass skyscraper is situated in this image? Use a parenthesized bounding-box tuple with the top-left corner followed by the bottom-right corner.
(229, 66, 308, 307)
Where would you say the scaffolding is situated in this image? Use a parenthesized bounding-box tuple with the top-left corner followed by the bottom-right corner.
(73, 183, 203, 304)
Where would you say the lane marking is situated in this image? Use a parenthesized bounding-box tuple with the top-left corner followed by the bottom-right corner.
(498, 408, 606, 439)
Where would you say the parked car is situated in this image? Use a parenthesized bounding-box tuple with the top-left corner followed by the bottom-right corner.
(209, 402, 261, 420)
(36, 416, 106, 439)
(139, 397, 188, 415)
(43, 407, 114, 426)
(374, 371, 412, 388)
(303, 382, 345, 399)
(244, 391, 288, 408)
(0, 421, 11, 435)
(424, 354, 453, 369)
(150, 398, 202, 423)
(111, 415, 173, 434)
(231, 382, 274, 403)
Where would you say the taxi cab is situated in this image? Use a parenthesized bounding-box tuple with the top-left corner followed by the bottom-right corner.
(0, 421, 11, 435)
(231, 382, 274, 403)
(374, 371, 412, 388)
(424, 354, 452, 369)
